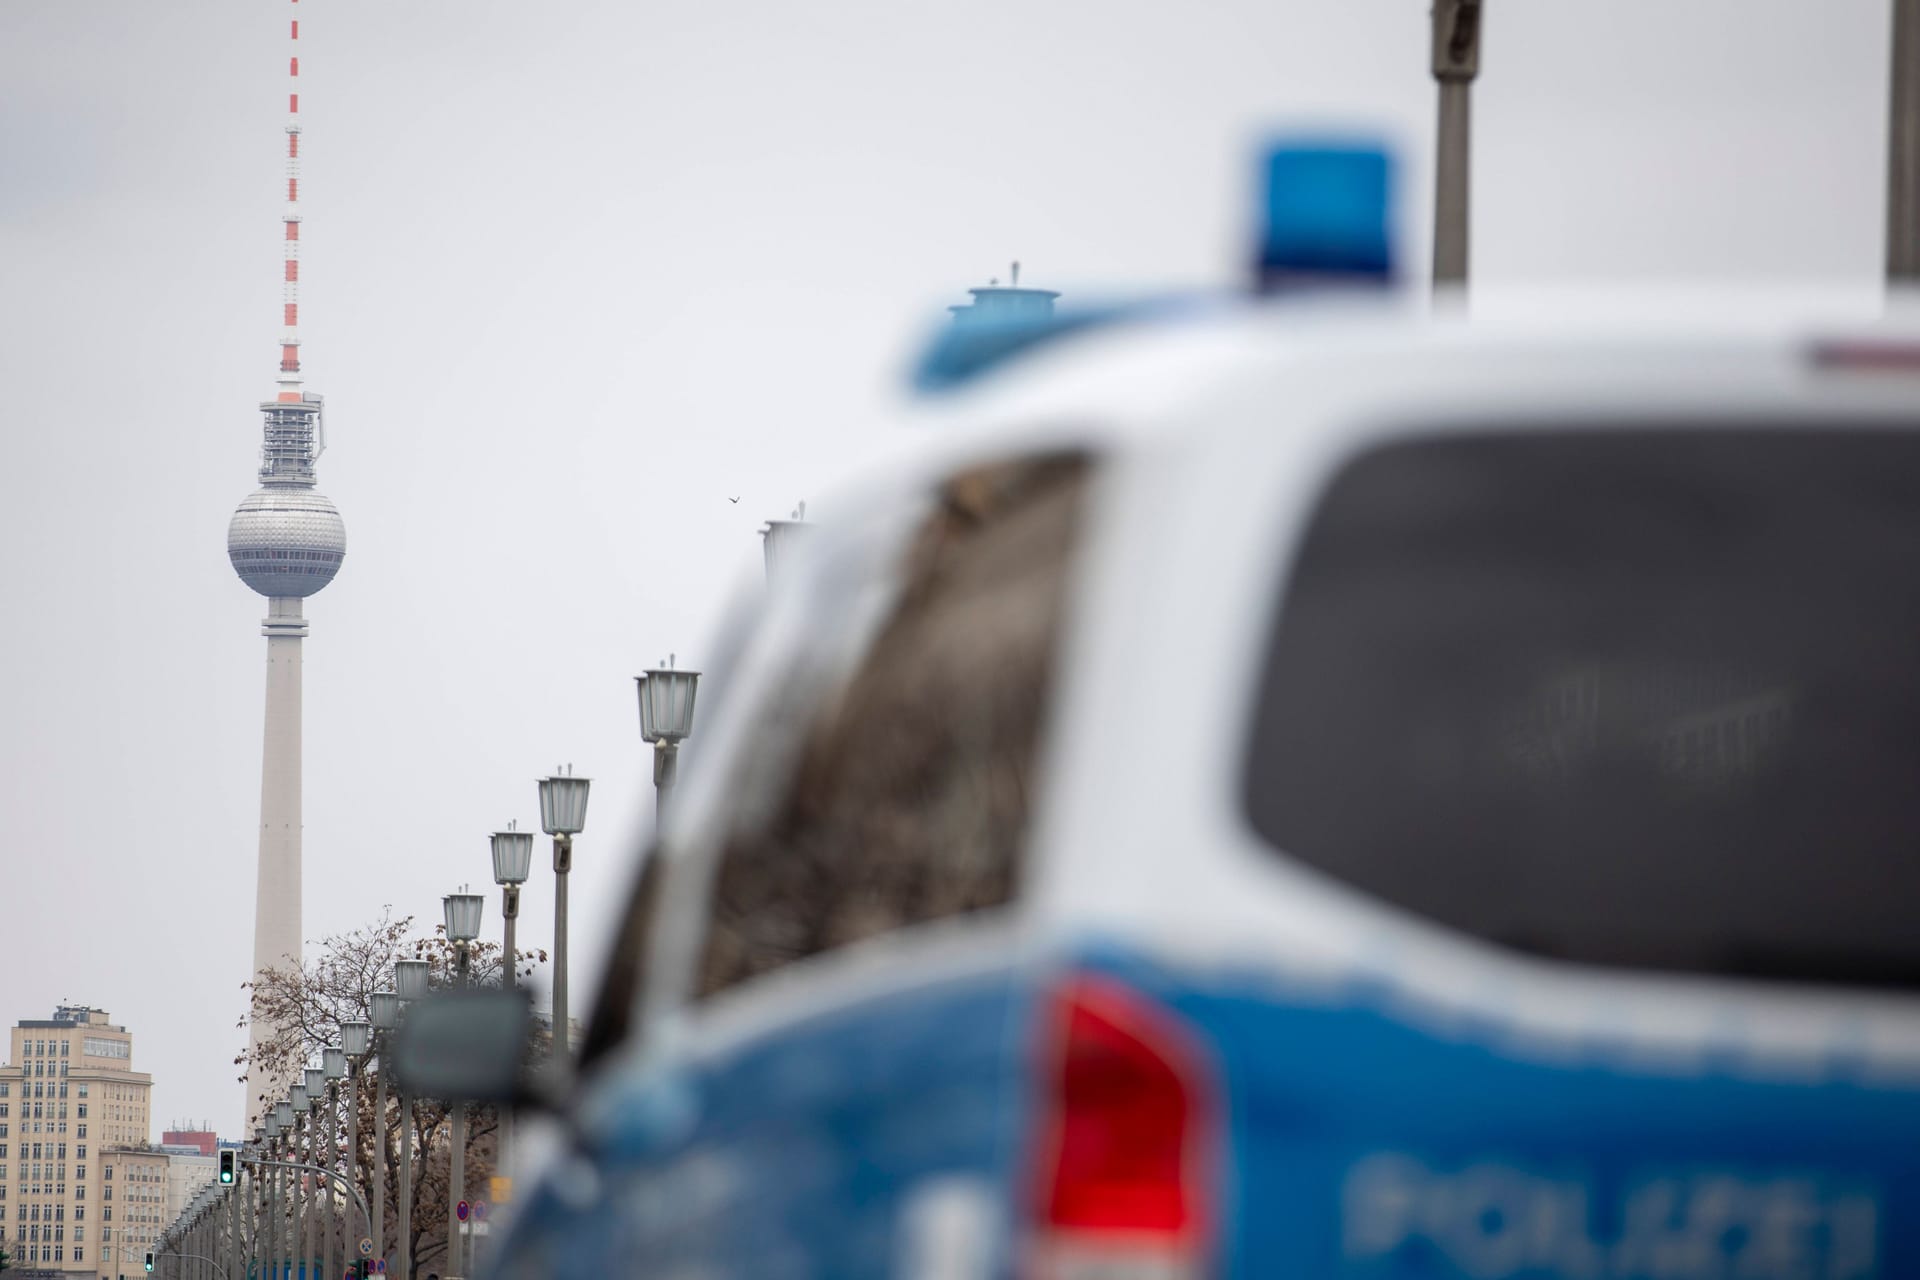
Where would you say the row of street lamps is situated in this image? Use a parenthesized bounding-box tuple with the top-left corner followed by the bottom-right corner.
(156, 661, 703, 1280)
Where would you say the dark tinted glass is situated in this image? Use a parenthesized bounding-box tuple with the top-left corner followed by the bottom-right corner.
(1245, 429, 1920, 987)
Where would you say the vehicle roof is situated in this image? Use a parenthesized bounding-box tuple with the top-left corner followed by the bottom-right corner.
(895, 282, 1916, 454)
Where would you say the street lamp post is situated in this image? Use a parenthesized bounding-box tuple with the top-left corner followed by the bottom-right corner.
(304, 1066, 326, 1280)
(341, 1022, 370, 1277)
(268, 1109, 288, 1280)
(1431, 0, 1483, 288)
(636, 659, 700, 826)
(323, 1047, 347, 1280)
(278, 1097, 295, 1280)
(443, 890, 485, 1279)
(367, 991, 398, 1267)
(538, 768, 591, 1058)
(394, 958, 430, 1280)
(490, 825, 533, 1197)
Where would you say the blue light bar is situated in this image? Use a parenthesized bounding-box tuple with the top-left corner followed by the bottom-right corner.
(1254, 139, 1396, 290)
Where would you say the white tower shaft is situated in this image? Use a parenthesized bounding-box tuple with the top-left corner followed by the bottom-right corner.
(247, 599, 307, 1127)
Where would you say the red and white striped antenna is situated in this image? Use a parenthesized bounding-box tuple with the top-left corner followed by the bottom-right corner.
(276, 0, 305, 405)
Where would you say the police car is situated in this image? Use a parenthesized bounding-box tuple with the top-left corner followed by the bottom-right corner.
(404, 148, 1920, 1280)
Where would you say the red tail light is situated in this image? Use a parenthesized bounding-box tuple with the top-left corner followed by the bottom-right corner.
(1031, 975, 1216, 1276)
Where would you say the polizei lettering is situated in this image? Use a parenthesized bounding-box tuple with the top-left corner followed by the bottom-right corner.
(1343, 1153, 1879, 1280)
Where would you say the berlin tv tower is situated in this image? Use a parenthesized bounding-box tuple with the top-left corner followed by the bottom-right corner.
(228, 0, 346, 1128)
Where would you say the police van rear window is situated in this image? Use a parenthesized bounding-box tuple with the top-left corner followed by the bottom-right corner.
(1243, 428, 1920, 988)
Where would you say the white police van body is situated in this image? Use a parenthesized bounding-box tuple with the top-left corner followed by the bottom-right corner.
(479, 286, 1920, 1280)
(488, 129, 1920, 1274)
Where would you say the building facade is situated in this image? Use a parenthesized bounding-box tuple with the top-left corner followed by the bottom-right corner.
(157, 1151, 215, 1232)
(0, 1008, 155, 1280)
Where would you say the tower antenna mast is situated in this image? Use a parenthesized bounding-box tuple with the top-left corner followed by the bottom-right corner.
(280, 0, 305, 405)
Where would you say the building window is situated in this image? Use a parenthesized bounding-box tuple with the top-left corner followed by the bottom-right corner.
(74, 1246, 82, 1261)
(75, 1126, 85, 1139)
(75, 1085, 86, 1099)
(75, 1106, 85, 1119)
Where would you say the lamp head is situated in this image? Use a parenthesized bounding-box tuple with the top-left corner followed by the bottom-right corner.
(342, 1020, 372, 1057)
(444, 890, 485, 944)
(491, 829, 534, 885)
(395, 958, 431, 1002)
(636, 662, 700, 744)
(537, 769, 591, 836)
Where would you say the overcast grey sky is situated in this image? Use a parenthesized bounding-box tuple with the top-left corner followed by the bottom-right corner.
(0, 0, 1891, 1140)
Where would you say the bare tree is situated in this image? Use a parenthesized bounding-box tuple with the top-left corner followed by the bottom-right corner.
(238, 911, 545, 1280)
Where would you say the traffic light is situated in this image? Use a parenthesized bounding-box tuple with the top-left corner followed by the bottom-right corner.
(143, 1251, 155, 1272)
(219, 1149, 237, 1185)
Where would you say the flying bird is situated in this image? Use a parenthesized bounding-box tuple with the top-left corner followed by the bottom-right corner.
(728, 496, 740, 503)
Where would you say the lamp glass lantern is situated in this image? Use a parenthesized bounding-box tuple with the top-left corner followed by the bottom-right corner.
(369, 991, 400, 1030)
(264, 1116, 281, 1139)
(324, 1046, 347, 1080)
(395, 958, 430, 1001)
(491, 830, 534, 885)
(287, 1087, 306, 1114)
(342, 1020, 372, 1057)
(304, 1067, 326, 1101)
(444, 891, 485, 944)
(538, 772, 592, 835)
(274, 1101, 294, 1129)
(636, 666, 700, 743)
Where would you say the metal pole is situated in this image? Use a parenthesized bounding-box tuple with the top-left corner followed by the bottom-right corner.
(290, 1116, 304, 1280)
(309, 1108, 322, 1280)
(322, 1086, 336, 1280)
(271, 1136, 284, 1280)
(346, 1062, 360, 1272)
(498, 886, 518, 1195)
(295, 1113, 307, 1280)
(372, 1055, 387, 1268)
(553, 833, 572, 1058)
(654, 742, 679, 827)
(396, 1091, 413, 1280)
(1892, 0, 1920, 281)
(1431, 0, 1483, 288)
(229, 1164, 243, 1280)
(446, 943, 471, 1278)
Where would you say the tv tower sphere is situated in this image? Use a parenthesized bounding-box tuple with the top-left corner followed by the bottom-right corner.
(228, 487, 346, 598)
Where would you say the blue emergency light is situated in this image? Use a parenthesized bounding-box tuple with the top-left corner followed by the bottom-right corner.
(1253, 139, 1397, 289)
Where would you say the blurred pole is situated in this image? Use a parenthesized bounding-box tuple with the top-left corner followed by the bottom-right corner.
(653, 741, 679, 826)
(396, 1095, 413, 1280)
(371, 1062, 387, 1264)
(229, 1163, 242, 1280)
(1891, 0, 1920, 281)
(446, 943, 471, 1278)
(1432, 0, 1483, 288)
(344, 1070, 358, 1279)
